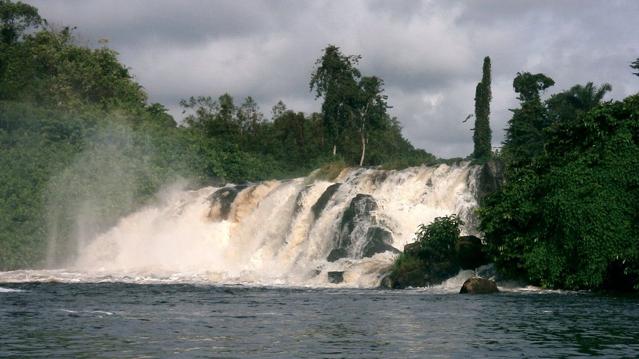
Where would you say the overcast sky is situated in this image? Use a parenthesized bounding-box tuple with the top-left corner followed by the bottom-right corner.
(25, 0, 639, 157)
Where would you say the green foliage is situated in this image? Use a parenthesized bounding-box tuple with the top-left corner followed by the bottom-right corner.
(0, 26, 146, 108)
(472, 56, 492, 162)
(481, 94, 639, 290)
(388, 252, 425, 284)
(387, 215, 464, 288)
(310, 160, 347, 181)
(501, 72, 555, 168)
(546, 82, 612, 125)
(414, 215, 463, 263)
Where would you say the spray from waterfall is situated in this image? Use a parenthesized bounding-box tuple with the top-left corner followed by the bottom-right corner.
(67, 162, 480, 287)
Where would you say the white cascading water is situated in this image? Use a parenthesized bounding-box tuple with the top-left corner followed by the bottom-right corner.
(1, 163, 480, 288)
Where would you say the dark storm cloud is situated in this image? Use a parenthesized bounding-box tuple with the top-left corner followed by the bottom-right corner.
(24, 0, 639, 157)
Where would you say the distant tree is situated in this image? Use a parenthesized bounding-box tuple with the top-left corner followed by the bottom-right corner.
(180, 94, 241, 139)
(271, 100, 287, 120)
(146, 103, 176, 128)
(355, 76, 389, 166)
(237, 96, 263, 137)
(631, 58, 639, 77)
(472, 56, 492, 162)
(310, 45, 361, 157)
(0, 0, 42, 45)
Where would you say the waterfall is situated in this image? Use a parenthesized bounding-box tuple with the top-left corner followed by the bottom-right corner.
(71, 162, 480, 287)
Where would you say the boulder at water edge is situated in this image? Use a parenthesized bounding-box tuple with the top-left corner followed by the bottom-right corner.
(459, 277, 499, 294)
(328, 271, 344, 284)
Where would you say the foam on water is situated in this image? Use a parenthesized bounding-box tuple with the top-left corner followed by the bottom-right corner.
(0, 286, 24, 293)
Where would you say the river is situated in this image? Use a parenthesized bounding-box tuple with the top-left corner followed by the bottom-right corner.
(1, 282, 637, 358)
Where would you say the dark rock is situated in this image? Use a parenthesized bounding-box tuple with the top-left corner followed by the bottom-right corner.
(455, 235, 488, 270)
(422, 260, 459, 287)
(379, 274, 393, 289)
(460, 277, 499, 294)
(369, 171, 389, 186)
(292, 185, 313, 217)
(326, 248, 349, 262)
(208, 184, 249, 220)
(362, 227, 400, 258)
(327, 271, 344, 284)
(311, 183, 341, 220)
(392, 268, 429, 288)
(388, 257, 460, 289)
(338, 194, 378, 245)
(477, 159, 505, 204)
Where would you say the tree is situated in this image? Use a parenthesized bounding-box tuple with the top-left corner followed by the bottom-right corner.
(355, 76, 389, 166)
(310, 45, 361, 157)
(0, 0, 42, 45)
(546, 82, 612, 124)
(0, 25, 146, 107)
(472, 56, 492, 162)
(237, 96, 263, 137)
(146, 103, 176, 128)
(501, 72, 554, 168)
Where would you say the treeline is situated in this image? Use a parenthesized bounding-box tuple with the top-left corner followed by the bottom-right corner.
(479, 68, 639, 290)
(0, 1, 432, 269)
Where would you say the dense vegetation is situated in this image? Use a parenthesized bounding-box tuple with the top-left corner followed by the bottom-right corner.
(480, 70, 639, 290)
(0, 1, 433, 269)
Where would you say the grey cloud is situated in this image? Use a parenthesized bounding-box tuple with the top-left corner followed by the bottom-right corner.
(24, 0, 639, 158)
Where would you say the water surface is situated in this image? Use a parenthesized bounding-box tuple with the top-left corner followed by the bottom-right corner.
(1, 283, 637, 358)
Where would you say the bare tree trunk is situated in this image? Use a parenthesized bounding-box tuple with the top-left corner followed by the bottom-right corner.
(332, 144, 336, 156)
(359, 133, 366, 166)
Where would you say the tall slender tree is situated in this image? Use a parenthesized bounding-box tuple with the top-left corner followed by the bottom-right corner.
(472, 56, 492, 162)
(355, 76, 388, 166)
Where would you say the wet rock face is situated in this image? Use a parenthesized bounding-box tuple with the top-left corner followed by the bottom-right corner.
(326, 194, 398, 262)
(459, 277, 499, 294)
(477, 159, 504, 204)
(311, 183, 341, 220)
(327, 271, 344, 284)
(208, 184, 248, 220)
(362, 227, 400, 258)
(326, 248, 348, 262)
(456, 235, 488, 270)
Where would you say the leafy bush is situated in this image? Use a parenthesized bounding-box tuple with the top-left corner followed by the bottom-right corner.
(387, 215, 464, 288)
(414, 215, 463, 263)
